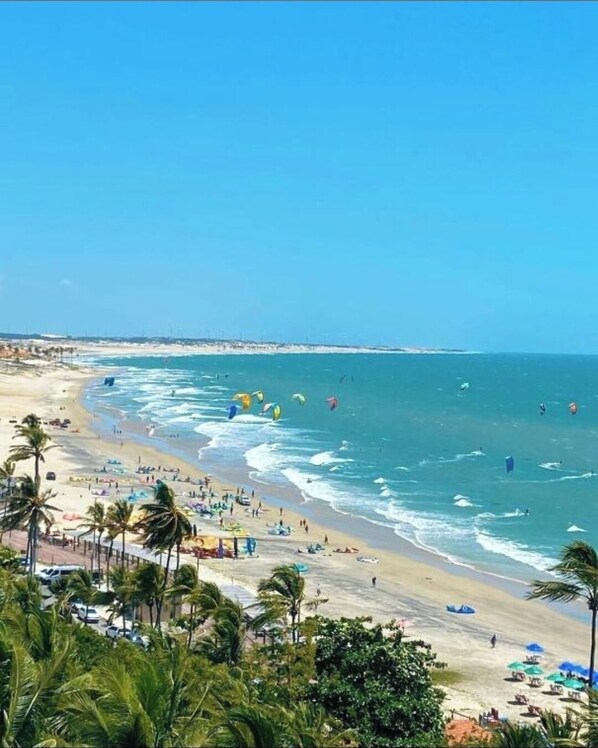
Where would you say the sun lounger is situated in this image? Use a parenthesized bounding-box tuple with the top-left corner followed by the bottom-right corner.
(550, 684, 564, 695)
(514, 693, 528, 705)
(569, 690, 582, 701)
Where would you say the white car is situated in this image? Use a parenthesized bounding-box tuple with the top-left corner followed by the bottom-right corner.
(105, 624, 128, 640)
(77, 606, 100, 624)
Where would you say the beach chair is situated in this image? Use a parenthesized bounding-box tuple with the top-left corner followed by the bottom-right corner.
(515, 693, 528, 705)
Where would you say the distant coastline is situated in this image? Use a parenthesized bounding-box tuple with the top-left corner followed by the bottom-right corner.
(0, 332, 474, 358)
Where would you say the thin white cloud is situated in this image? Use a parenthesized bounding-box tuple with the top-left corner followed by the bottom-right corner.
(60, 279, 72, 287)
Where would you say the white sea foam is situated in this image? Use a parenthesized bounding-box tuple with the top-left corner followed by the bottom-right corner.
(454, 498, 473, 507)
(339, 440, 351, 452)
(373, 477, 387, 484)
(380, 487, 395, 498)
(539, 462, 563, 471)
(452, 494, 470, 502)
(475, 531, 557, 572)
(394, 466, 410, 471)
(309, 451, 352, 467)
(567, 524, 587, 533)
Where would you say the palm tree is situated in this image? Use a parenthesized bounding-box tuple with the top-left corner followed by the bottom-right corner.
(103, 523, 119, 592)
(106, 499, 135, 571)
(136, 482, 192, 629)
(196, 600, 246, 666)
(77, 500, 106, 577)
(527, 540, 598, 687)
(1, 475, 59, 576)
(167, 564, 205, 647)
(54, 638, 212, 747)
(109, 565, 137, 632)
(257, 565, 313, 644)
(491, 722, 546, 747)
(67, 569, 98, 623)
(133, 562, 165, 629)
(10, 416, 55, 490)
(0, 458, 16, 543)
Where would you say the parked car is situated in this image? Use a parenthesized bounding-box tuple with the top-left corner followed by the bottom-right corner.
(105, 624, 128, 640)
(36, 564, 84, 585)
(124, 631, 150, 649)
(236, 495, 251, 506)
(77, 606, 100, 624)
(70, 600, 85, 616)
(45, 471, 56, 481)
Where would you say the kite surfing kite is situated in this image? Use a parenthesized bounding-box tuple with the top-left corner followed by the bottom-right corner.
(505, 455, 515, 473)
(327, 397, 338, 411)
(263, 402, 281, 421)
(252, 390, 264, 404)
(227, 404, 239, 421)
(292, 393, 306, 405)
(569, 402, 578, 415)
(233, 393, 252, 410)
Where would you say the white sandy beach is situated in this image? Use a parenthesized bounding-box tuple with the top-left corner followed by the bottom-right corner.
(0, 355, 587, 723)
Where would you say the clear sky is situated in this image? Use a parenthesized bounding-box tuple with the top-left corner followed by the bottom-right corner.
(1, 2, 597, 353)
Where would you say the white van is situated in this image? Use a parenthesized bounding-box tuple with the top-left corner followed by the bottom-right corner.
(35, 564, 84, 585)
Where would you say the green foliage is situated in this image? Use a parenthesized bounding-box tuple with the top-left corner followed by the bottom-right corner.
(308, 616, 446, 748)
(0, 544, 21, 572)
(528, 540, 598, 687)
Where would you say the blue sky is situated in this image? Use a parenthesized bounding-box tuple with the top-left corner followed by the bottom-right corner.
(1, 2, 597, 352)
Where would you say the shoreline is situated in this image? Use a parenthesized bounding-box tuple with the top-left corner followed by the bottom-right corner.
(81, 370, 580, 620)
(0, 362, 589, 721)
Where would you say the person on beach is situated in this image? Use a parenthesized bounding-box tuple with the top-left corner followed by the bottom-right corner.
(324, 534, 328, 544)
(490, 634, 497, 648)
(316, 585, 321, 596)
(279, 507, 283, 516)
(372, 576, 377, 588)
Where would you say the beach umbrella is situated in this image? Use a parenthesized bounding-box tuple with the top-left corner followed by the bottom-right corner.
(570, 664, 589, 675)
(563, 678, 584, 690)
(507, 662, 527, 671)
(575, 667, 591, 679)
(525, 666, 544, 676)
(558, 661, 579, 671)
(546, 673, 566, 683)
(525, 643, 544, 653)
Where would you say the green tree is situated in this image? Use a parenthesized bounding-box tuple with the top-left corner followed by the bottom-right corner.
(1, 475, 59, 575)
(168, 563, 204, 648)
(67, 569, 98, 623)
(0, 459, 16, 543)
(308, 616, 445, 748)
(54, 638, 212, 747)
(106, 498, 135, 572)
(133, 561, 165, 629)
(257, 565, 314, 644)
(109, 565, 137, 632)
(136, 482, 192, 629)
(527, 540, 598, 687)
(78, 500, 106, 577)
(491, 722, 547, 747)
(9, 416, 55, 490)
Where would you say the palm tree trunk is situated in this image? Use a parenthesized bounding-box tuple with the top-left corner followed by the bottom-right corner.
(156, 545, 173, 630)
(91, 528, 96, 575)
(149, 601, 154, 628)
(121, 531, 126, 569)
(591, 606, 597, 689)
(106, 537, 114, 591)
(176, 542, 181, 574)
(34, 453, 40, 491)
(187, 603, 195, 650)
(97, 531, 103, 578)
(291, 612, 297, 644)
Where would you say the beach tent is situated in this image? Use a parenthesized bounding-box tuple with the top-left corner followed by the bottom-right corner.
(446, 604, 475, 614)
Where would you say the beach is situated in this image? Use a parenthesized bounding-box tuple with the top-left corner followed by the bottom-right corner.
(0, 355, 587, 723)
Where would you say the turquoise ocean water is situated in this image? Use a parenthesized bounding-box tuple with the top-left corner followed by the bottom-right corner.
(84, 353, 598, 583)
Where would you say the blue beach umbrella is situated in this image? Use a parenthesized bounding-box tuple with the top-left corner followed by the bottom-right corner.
(526, 643, 544, 653)
(570, 665, 591, 677)
(559, 661, 579, 672)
